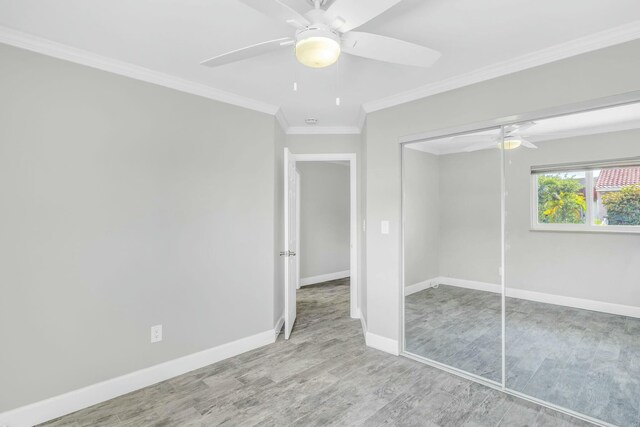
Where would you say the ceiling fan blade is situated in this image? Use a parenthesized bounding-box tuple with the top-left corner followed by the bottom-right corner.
(324, 0, 402, 32)
(464, 141, 497, 152)
(505, 121, 536, 134)
(520, 138, 538, 149)
(201, 37, 293, 67)
(237, 0, 310, 29)
(342, 32, 441, 67)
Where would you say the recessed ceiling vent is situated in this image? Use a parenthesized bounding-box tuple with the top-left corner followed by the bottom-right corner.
(305, 118, 318, 125)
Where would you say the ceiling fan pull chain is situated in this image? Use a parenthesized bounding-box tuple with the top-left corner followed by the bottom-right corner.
(335, 59, 341, 106)
(293, 47, 299, 92)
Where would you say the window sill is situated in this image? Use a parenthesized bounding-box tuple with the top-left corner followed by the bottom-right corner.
(530, 226, 640, 235)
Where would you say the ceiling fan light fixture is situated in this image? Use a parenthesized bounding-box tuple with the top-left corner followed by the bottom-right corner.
(295, 27, 341, 68)
(501, 138, 522, 150)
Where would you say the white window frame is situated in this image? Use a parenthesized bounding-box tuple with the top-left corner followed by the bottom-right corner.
(531, 165, 640, 234)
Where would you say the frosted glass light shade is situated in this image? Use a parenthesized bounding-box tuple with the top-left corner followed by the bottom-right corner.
(501, 138, 522, 150)
(295, 36, 341, 68)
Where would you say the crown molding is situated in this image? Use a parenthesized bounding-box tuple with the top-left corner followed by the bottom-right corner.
(3, 20, 640, 131)
(362, 20, 640, 114)
(356, 107, 367, 131)
(286, 125, 361, 135)
(0, 26, 279, 115)
(274, 108, 289, 133)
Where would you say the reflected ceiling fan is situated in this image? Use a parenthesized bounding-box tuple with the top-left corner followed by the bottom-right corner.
(461, 122, 539, 152)
(201, 0, 441, 69)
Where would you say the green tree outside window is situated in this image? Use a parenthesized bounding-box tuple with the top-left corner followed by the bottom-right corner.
(537, 175, 586, 224)
(602, 184, 640, 225)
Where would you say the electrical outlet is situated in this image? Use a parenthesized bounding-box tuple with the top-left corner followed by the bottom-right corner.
(151, 325, 162, 343)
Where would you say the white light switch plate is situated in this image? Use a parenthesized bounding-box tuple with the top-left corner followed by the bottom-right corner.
(381, 220, 390, 235)
(151, 325, 162, 343)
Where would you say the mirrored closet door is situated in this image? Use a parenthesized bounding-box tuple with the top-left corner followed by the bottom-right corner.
(403, 96, 640, 427)
(504, 102, 640, 427)
(403, 128, 504, 384)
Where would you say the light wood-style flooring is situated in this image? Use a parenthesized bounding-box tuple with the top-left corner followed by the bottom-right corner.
(41, 279, 593, 426)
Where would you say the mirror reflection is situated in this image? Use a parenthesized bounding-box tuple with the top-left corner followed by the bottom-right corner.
(403, 128, 503, 383)
(403, 100, 640, 426)
(503, 102, 640, 427)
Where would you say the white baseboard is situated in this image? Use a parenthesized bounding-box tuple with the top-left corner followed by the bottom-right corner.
(299, 270, 350, 286)
(0, 330, 275, 427)
(434, 276, 640, 319)
(274, 313, 285, 337)
(358, 309, 367, 339)
(405, 278, 438, 296)
(506, 287, 640, 318)
(365, 332, 399, 356)
(438, 276, 501, 294)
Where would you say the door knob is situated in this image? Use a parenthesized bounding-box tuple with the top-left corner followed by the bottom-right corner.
(279, 250, 296, 257)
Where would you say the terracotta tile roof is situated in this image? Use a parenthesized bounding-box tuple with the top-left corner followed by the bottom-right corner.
(596, 167, 640, 190)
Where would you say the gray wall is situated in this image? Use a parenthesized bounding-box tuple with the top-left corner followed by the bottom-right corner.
(365, 39, 640, 343)
(405, 130, 640, 306)
(0, 44, 277, 411)
(297, 162, 350, 279)
(403, 148, 440, 286)
(285, 134, 361, 155)
(505, 130, 640, 306)
(403, 147, 501, 287)
(438, 149, 502, 284)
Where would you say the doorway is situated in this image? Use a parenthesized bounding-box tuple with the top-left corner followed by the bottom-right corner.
(282, 149, 359, 340)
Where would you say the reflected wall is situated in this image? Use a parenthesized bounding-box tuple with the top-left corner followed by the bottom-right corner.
(403, 128, 503, 383)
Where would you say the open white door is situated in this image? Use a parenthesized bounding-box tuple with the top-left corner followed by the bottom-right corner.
(283, 148, 298, 339)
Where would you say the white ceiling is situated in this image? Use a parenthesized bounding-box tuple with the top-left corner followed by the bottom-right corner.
(407, 102, 640, 155)
(1, 0, 639, 132)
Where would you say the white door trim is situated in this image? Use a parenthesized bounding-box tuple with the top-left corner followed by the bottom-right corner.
(296, 170, 301, 290)
(293, 153, 359, 319)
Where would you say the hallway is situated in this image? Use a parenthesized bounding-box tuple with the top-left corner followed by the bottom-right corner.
(42, 279, 593, 426)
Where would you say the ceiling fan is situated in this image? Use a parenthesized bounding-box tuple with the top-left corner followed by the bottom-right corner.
(461, 123, 539, 152)
(201, 0, 441, 69)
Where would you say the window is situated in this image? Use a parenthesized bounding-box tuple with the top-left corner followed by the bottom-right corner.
(531, 162, 640, 232)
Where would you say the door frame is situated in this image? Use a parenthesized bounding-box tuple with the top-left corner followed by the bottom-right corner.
(296, 170, 301, 290)
(292, 153, 359, 319)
